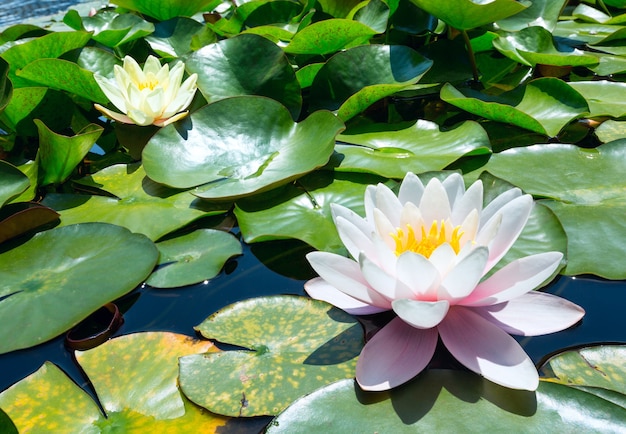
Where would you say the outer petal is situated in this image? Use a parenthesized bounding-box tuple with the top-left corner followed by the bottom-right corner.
(155, 111, 189, 127)
(480, 187, 522, 226)
(451, 180, 482, 226)
(304, 277, 388, 315)
(441, 172, 465, 210)
(306, 251, 391, 308)
(335, 216, 376, 261)
(419, 178, 452, 223)
(374, 183, 402, 227)
(392, 299, 449, 329)
(94, 104, 134, 124)
(438, 246, 488, 302)
(398, 172, 425, 206)
(472, 291, 585, 336)
(439, 306, 539, 391)
(356, 317, 438, 391)
(461, 252, 563, 306)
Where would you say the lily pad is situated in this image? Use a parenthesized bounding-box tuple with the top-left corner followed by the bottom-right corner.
(441, 78, 589, 137)
(0, 333, 229, 431)
(185, 34, 302, 119)
(109, 0, 219, 21)
(496, 0, 566, 32)
(595, 119, 626, 143)
(142, 96, 344, 198)
(0, 223, 158, 354)
(476, 141, 626, 279)
(63, 9, 155, 48)
(334, 119, 491, 177)
(179, 295, 364, 416)
(568, 81, 626, 118)
(234, 171, 385, 253)
(284, 19, 378, 55)
(267, 371, 626, 432)
(146, 229, 242, 288)
(0, 202, 59, 244)
(0, 58, 11, 112)
(0, 160, 29, 207)
(42, 163, 226, 241)
(408, 0, 530, 30)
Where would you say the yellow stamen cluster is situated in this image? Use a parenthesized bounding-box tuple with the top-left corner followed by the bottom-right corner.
(391, 221, 464, 258)
(138, 73, 159, 91)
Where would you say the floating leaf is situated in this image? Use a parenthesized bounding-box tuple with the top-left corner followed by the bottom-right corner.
(185, 34, 302, 119)
(0, 160, 29, 207)
(42, 163, 226, 241)
(0, 202, 59, 244)
(146, 229, 242, 288)
(476, 141, 626, 279)
(568, 81, 626, 118)
(267, 371, 626, 432)
(179, 295, 364, 416)
(36, 120, 103, 186)
(0, 88, 74, 136)
(0, 223, 158, 354)
(284, 19, 377, 55)
(408, 0, 530, 30)
(109, 0, 219, 21)
(234, 171, 385, 253)
(0, 333, 229, 432)
(63, 9, 155, 47)
(143, 96, 344, 198)
(496, 0, 567, 32)
(145, 17, 208, 58)
(441, 78, 589, 137)
(595, 119, 626, 143)
(335, 119, 491, 177)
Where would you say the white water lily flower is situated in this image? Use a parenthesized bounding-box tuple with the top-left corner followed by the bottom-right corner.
(305, 172, 584, 392)
(94, 55, 198, 127)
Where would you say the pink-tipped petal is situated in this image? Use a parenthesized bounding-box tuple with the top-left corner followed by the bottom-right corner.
(439, 307, 539, 391)
(473, 291, 585, 336)
(398, 172, 425, 206)
(419, 178, 452, 223)
(356, 317, 438, 391)
(304, 277, 388, 315)
(392, 299, 449, 329)
(439, 247, 488, 301)
(94, 104, 134, 124)
(306, 251, 391, 308)
(462, 252, 563, 307)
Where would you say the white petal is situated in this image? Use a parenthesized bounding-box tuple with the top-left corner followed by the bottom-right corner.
(438, 306, 539, 391)
(472, 291, 584, 336)
(356, 317, 438, 391)
(461, 252, 563, 306)
(419, 178, 452, 223)
(155, 111, 189, 127)
(480, 187, 522, 226)
(94, 75, 127, 112)
(359, 253, 400, 300)
(363, 185, 377, 223)
(459, 208, 479, 246)
(399, 201, 424, 228)
(94, 104, 134, 124)
(428, 243, 457, 277)
(374, 183, 402, 227)
(371, 234, 398, 275)
(335, 216, 376, 262)
(392, 299, 449, 329)
(439, 247, 488, 301)
(143, 55, 162, 75)
(451, 180, 482, 226)
(304, 277, 388, 315)
(398, 172, 424, 206)
(373, 208, 396, 250)
(126, 107, 155, 126)
(331, 203, 370, 232)
(306, 251, 391, 308)
(441, 173, 465, 209)
(123, 55, 145, 84)
(395, 252, 439, 299)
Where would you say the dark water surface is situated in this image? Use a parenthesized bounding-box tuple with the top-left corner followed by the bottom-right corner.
(0, 0, 92, 28)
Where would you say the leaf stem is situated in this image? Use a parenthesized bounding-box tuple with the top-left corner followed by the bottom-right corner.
(460, 29, 479, 83)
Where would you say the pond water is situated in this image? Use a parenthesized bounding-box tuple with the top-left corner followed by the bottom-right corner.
(0, 0, 93, 28)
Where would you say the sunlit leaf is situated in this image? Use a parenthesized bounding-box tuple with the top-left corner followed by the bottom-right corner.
(109, 0, 219, 21)
(595, 119, 626, 143)
(496, 0, 567, 32)
(146, 229, 242, 288)
(143, 96, 344, 198)
(0, 223, 158, 354)
(284, 19, 378, 55)
(268, 372, 626, 432)
(0, 88, 74, 136)
(0, 58, 12, 112)
(145, 17, 208, 58)
(63, 9, 154, 47)
(441, 79, 589, 137)
(568, 81, 626, 118)
(42, 163, 226, 240)
(179, 295, 364, 416)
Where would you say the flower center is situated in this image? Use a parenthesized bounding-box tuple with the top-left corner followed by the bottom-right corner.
(138, 73, 159, 91)
(391, 221, 464, 258)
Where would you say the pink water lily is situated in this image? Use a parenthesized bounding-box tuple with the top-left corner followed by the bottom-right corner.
(305, 173, 584, 391)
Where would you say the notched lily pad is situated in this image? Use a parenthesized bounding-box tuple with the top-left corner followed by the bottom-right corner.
(142, 96, 344, 199)
(0, 332, 229, 432)
(0, 223, 158, 354)
(146, 229, 242, 288)
(179, 295, 364, 416)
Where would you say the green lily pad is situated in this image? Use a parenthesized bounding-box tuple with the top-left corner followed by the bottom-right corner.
(145, 17, 208, 58)
(185, 34, 302, 119)
(334, 119, 491, 177)
(0, 58, 11, 112)
(595, 119, 626, 143)
(0, 223, 158, 354)
(267, 371, 626, 432)
(476, 141, 626, 279)
(409, 0, 530, 30)
(553, 21, 626, 45)
(493, 26, 599, 67)
(496, 0, 566, 32)
(568, 81, 626, 118)
(143, 96, 344, 198)
(0, 333, 230, 431)
(542, 345, 626, 396)
(63, 9, 155, 48)
(572, 3, 626, 25)
(179, 295, 364, 416)
(441, 78, 589, 137)
(42, 163, 226, 241)
(234, 171, 385, 253)
(309, 44, 433, 116)
(284, 19, 377, 55)
(109, 0, 219, 21)
(36, 120, 103, 186)
(0, 160, 29, 207)
(0, 408, 16, 434)
(0, 202, 59, 244)
(146, 229, 242, 288)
